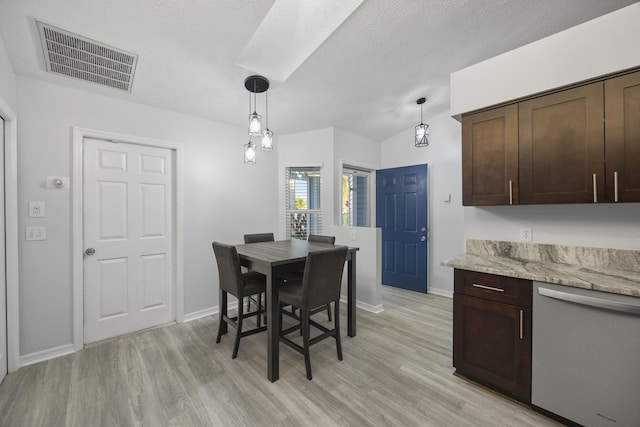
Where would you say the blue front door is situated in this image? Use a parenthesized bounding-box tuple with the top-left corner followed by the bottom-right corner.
(376, 164, 428, 293)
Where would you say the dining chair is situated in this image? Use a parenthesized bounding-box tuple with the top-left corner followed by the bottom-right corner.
(307, 235, 335, 320)
(212, 242, 267, 359)
(243, 233, 274, 313)
(279, 246, 348, 380)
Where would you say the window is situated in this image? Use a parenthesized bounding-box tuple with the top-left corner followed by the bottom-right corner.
(341, 166, 370, 227)
(285, 166, 323, 239)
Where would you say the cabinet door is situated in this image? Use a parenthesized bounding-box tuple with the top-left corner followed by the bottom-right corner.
(453, 294, 531, 403)
(605, 70, 640, 202)
(462, 104, 518, 206)
(519, 82, 604, 204)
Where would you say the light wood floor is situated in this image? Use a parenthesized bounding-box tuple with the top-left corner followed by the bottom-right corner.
(0, 286, 560, 426)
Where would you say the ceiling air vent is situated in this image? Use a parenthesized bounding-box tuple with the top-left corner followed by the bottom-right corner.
(36, 20, 138, 92)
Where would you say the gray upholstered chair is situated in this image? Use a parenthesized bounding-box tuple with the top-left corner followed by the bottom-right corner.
(306, 235, 335, 320)
(279, 246, 348, 380)
(243, 233, 274, 312)
(243, 233, 274, 244)
(212, 242, 267, 359)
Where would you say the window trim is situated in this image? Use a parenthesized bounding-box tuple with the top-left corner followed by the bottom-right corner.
(340, 161, 375, 228)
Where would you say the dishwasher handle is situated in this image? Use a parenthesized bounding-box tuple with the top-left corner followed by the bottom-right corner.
(538, 287, 640, 316)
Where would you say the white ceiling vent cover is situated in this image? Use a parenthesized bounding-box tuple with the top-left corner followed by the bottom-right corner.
(36, 20, 138, 92)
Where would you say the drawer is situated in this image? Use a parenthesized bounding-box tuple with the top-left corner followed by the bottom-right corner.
(454, 269, 532, 308)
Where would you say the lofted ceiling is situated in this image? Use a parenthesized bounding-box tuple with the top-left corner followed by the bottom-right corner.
(0, 0, 636, 142)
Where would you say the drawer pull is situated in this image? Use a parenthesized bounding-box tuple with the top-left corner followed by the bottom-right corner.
(593, 173, 597, 203)
(519, 309, 523, 340)
(614, 171, 619, 203)
(508, 180, 513, 205)
(472, 283, 505, 293)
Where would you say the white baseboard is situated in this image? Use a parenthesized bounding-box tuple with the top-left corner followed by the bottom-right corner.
(20, 343, 76, 368)
(429, 288, 453, 298)
(183, 300, 240, 323)
(183, 306, 218, 322)
(340, 296, 384, 314)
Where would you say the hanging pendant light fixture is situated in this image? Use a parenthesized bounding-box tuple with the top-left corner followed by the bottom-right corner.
(243, 75, 274, 163)
(415, 97, 429, 147)
(261, 90, 273, 151)
(244, 140, 256, 164)
(245, 75, 269, 137)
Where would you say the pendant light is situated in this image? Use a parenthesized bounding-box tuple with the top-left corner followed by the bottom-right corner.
(261, 90, 273, 151)
(415, 97, 429, 147)
(243, 75, 274, 163)
(244, 140, 256, 165)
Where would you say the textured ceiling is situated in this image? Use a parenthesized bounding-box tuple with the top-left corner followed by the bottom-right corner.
(0, 0, 637, 141)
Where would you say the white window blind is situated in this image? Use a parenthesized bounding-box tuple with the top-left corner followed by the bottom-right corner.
(341, 165, 370, 227)
(285, 166, 323, 239)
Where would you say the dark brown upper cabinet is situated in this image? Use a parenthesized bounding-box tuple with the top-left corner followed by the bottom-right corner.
(518, 82, 605, 204)
(462, 69, 640, 206)
(605, 70, 640, 202)
(462, 104, 518, 206)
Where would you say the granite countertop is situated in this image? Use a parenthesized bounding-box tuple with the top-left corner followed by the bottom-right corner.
(442, 240, 640, 298)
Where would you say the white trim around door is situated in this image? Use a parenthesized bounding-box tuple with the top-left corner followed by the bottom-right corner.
(0, 97, 19, 374)
(72, 127, 184, 351)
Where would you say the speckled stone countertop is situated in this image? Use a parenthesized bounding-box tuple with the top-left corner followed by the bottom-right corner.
(442, 240, 640, 298)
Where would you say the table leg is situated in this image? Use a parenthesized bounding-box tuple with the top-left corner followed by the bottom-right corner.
(266, 269, 279, 382)
(347, 253, 356, 337)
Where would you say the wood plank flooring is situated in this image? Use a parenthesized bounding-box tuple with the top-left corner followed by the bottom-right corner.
(0, 286, 560, 426)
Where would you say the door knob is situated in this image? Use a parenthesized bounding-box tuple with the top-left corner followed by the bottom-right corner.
(85, 248, 96, 256)
(421, 227, 427, 232)
(421, 236, 426, 242)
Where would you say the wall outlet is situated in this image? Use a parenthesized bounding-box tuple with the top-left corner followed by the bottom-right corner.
(349, 228, 357, 241)
(520, 227, 532, 242)
(25, 226, 47, 241)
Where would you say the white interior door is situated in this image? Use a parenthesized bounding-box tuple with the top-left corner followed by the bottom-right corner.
(83, 138, 174, 343)
(0, 116, 7, 383)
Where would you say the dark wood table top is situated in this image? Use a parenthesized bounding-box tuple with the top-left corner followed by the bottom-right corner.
(236, 239, 358, 266)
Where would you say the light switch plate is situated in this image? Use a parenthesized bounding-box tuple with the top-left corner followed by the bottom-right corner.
(25, 226, 47, 241)
(349, 228, 357, 241)
(28, 201, 45, 217)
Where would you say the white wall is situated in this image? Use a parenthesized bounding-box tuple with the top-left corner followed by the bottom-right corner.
(17, 76, 279, 356)
(451, 2, 640, 116)
(381, 110, 464, 297)
(465, 205, 640, 250)
(452, 3, 640, 253)
(277, 127, 334, 239)
(278, 127, 384, 309)
(0, 36, 16, 110)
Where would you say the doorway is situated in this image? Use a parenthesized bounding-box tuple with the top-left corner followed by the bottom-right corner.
(72, 128, 184, 349)
(376, 164, 428, 293)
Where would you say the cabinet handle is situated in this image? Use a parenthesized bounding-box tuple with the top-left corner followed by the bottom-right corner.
(508, 180, 513, 205)
(519, 310, 523, 340)
(472, 283, 505, 292)
(614, 171, 619, 203)
(592, 173, 597, 203)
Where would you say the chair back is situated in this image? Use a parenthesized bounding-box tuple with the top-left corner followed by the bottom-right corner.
(212, 242, 243, 296)
(244, 233, 275, 244)
(308, 234, 335, 244)
(301, 247, 348, 309)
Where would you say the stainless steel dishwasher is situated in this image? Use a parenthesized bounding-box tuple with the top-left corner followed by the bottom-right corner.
(532, 281, 640, 427)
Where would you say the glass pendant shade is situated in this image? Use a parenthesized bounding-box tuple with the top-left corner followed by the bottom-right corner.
(415, 123, 429, 147)
(261, 128, 273, 151)
(248, 112, 262, 137)
(244, 141, 256, 164)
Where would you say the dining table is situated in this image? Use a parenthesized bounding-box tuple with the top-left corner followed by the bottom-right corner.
(233, 239, 359, 382)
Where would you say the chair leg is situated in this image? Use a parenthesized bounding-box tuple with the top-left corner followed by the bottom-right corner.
(302, 309, 312, 380)
(216, 290, 227, 344)
(334, 301, 343, 361)
(326, 303, 332, 321)
(232, 297, 244, 359)
(257, 293, 262, 328)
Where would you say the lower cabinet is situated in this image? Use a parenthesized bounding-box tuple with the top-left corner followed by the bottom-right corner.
(453, 269, 532, 403)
